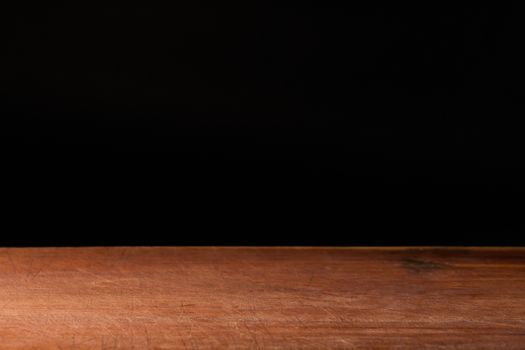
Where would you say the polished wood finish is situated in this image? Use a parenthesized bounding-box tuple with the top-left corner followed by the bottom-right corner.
(0, 247, 524, 349)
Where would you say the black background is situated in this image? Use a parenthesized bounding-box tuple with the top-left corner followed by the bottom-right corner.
(6, 4, 524, 246)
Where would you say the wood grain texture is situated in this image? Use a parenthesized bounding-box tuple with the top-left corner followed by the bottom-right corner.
(0, 247, 524, 349)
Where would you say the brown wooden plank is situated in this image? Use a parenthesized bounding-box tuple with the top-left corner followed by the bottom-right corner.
(0, 247, 524, 349)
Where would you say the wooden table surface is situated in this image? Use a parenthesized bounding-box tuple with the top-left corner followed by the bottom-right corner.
(0, 247, 524, 349)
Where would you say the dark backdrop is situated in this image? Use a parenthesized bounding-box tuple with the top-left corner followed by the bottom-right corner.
(6, 4, 524, 245)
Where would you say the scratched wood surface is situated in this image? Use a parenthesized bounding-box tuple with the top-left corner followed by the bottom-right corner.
(0, 247, 524, 349)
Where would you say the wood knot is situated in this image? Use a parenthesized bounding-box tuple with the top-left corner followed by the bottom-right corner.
(401, 257, 449, 273)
